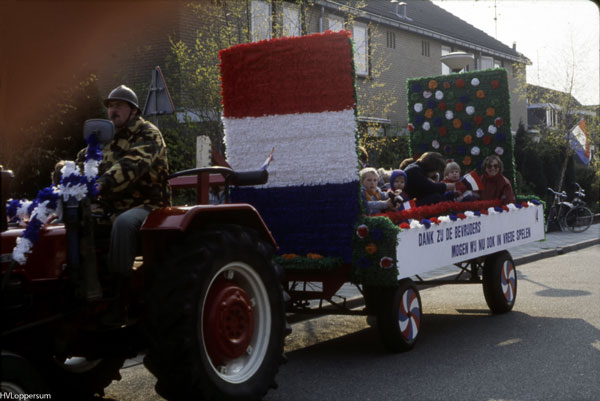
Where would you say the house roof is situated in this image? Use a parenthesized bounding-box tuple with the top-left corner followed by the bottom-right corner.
(316, 0, 530, 64)
(527, 84, 582, 108)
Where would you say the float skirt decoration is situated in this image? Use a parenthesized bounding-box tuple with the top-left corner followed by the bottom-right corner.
(220, 31, 359, 262)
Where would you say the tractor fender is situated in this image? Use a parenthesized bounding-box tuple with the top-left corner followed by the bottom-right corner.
(141, 204, 277, 250)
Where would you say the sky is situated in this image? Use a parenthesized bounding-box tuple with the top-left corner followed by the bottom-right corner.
(432, 0, 600, 106)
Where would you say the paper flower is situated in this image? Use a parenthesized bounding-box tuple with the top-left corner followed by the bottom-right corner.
(455, 78, 465, 88)
(486, 107, 495, 116)
(408, 123, 414, 131)
(435, 90, 444, 100)
(365, 243, 378, 255)
(463, 156, 472, 165)
(380, 257, 394, 269)
(495, 117, 504, 127)
(399, 222, 411, 229)
(488, 125, 497, 134)
(412, 83, 422, 93)
(423, 90, 432, 99)
(425, 108, 434, 118)
(445, 110, 454, 120)
(495, 146, 504, 155)
(491, 80, 500, 89)
(432, 140, 440, 149)
(356, 224, 369, 239)
(420, 219, 432, 228)
(433, 117, 443, 127)
(423, 122, 431, 131)
(464, 135, 473, 144)
(476, 90, 485, 98)
(414, 103, 423, 112)
(453, 118, 462, 128)
(437, 101, 447, 111)
(471, 78, 480, 86)
(443, 81, 451, 89)
(482, 136, 492, 145)
(466, 106, 475, 115)
(439, 126, 448, 136)
(455, 102, 465, 112)
(471, 146, 480, 156)
(474, 115, 483, 125)
(463, 121, 472, 130)
(428, 80, 438, 89)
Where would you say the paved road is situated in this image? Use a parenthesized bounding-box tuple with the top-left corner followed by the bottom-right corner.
(104, 244, 600, 401)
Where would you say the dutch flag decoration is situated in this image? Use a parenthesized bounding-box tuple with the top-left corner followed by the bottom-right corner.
(457, 170, 485, 192)
(220, 31, 360, 261)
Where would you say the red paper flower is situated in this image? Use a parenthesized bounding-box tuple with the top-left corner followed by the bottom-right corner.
(425, 108, 434, 118)
(457, 213, 467, 219)
(455, 102, 465, 112)
(380, 256, 394, 269)
(356, 224, 369, 239)
(399, 222, 410, 229)
(476, 90, 485, 99)
(453, 118, 462, 129)
(408, 123, 414, 131)
(443, 82, 451, 89)
(495, 117, 504, 127)
(429, 217, 441, 224)
(501, 205, 510, 212)
(482, 136, 492, 145)
(464, 135, 473, 144)
(486, 107, 495, 116)
(438, 101, 447, 111)
(480, 209, 489, 215)
(521, 201, 529, 208)
(428, 80, 438, 89)
(455, 79, 465, 88)
(439, 126, 448, 136)
(491, 80, 500, 89)
(474, 115, 483, 125)
(463, 156, 472, 166)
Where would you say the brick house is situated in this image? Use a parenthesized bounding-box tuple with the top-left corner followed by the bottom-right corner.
(101, 0, 530, 136)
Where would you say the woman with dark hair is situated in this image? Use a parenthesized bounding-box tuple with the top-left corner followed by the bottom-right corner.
(404, 152, 455, 206)
(480, 155, 516, 204)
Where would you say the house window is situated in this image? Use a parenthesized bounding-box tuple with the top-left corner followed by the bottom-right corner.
(282, 2, 301, 37)
(386, 31, 396, 49)
(328, 14, 344, 31)
(494, 59, 502, 69)
(441, 45, 451, 75)
(480, 56, 494, 70)
(422, 40, 430, 57)
(353, 21, 368, 76)
(251, 0, 271, 42)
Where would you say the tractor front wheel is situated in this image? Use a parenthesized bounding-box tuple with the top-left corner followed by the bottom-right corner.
(144, 225, 286, 401)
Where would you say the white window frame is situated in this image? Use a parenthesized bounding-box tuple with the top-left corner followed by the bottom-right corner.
(480, 55, 494, 70)
(441, 45, 451, 75)
(327, 14, 344, 32)
(251, 0, 272, 42)
(353, 21, 368, 77)
(282, 2, 301, 37)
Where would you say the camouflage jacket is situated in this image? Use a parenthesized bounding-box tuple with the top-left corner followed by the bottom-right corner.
(78, 116, 171, 215)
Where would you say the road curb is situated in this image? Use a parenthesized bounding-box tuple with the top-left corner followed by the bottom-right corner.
(514, 237, 600, 266)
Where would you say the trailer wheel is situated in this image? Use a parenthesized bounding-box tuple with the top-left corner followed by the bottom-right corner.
(483, 251, 517, 314)
(144, 225, 286, 401)
(377, 279, 422, 352)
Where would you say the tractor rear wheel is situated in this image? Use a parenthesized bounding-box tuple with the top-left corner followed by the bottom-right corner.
(144, 225, 286, 401)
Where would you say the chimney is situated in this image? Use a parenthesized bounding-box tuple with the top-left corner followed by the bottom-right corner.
(512, 41, 517, 51)
(392, 0, 407, 18)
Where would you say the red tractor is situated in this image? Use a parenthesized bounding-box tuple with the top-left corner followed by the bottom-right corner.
(1, 126, 288, 400)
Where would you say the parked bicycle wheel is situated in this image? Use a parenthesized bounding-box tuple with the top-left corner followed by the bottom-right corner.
(563, 206, 593, 233)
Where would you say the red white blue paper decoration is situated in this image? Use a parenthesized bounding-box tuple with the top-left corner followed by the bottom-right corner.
(220, 31, 359, 260)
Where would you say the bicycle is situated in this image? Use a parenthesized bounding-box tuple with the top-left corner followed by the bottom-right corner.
(546, 183, 594, 233)
(563, 183, 594, 232)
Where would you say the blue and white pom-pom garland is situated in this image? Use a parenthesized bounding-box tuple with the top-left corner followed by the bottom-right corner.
(6, 136, 102, 265)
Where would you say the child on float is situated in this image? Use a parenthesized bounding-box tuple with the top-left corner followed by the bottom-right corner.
(442, 161, 474, 202)
(388, 169, 411, 207)
(359, 167, 395, 215)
